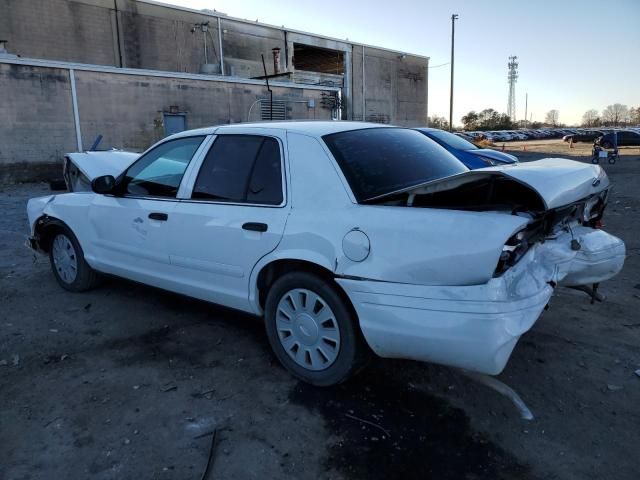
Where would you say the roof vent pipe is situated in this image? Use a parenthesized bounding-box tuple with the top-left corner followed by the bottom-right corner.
(272, 47, 281, 74)
(0, 40, 18, 58)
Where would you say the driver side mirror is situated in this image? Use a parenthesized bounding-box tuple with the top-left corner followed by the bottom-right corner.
(91, 175, 116, 194)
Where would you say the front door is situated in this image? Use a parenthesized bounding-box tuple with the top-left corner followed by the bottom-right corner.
(167, 132, 290, 312)
(87, 135, 207, 288)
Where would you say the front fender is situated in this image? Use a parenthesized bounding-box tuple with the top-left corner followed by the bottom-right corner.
(26, 192, 96, 257)
(27, 195, 56, 236)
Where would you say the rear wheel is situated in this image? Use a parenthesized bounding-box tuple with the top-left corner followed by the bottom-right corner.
(49, 226, 99, 292)
(264, 272, 367, 386)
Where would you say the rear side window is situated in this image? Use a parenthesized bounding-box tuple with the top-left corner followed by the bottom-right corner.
(323, 128, 467, 202)
(192, 135, 283, 205)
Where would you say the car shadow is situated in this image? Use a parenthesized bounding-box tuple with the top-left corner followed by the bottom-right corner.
(290, 360, 533, 480)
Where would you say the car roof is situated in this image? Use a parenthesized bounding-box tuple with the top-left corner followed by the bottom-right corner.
(169, 121, 394, 139)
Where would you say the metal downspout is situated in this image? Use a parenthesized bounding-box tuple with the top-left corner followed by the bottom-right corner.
(217, 16, 225, 75)
(69, 69, 83, 152)
(361, 45, 365, 121)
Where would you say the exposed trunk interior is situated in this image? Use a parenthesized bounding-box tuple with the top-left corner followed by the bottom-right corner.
(376, 177, 547, 214)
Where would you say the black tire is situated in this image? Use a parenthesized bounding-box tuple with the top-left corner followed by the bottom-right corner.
(264, 271, 368, 386)
(48, 225, 100, 292)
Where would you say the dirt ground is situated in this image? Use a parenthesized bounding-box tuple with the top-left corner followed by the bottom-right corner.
(1, 140, 639, 480)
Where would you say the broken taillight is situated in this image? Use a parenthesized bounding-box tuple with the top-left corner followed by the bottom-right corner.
(494, 229, 530, 276)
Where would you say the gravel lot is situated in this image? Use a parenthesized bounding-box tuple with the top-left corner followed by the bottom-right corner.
(1, 143, 639, 480)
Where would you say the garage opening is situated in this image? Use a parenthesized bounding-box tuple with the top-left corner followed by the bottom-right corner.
(293, 44, 345, 75)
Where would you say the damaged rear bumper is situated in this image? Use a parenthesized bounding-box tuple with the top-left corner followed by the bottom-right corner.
(337, 227, 625, 375)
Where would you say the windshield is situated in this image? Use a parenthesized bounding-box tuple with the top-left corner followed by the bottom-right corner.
(423, 129, 479, 150)
(323, 127, 468, 202)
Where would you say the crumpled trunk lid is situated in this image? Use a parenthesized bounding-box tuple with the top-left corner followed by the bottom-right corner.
(487, 158, 608, 209)
(380, 158, 608, 211)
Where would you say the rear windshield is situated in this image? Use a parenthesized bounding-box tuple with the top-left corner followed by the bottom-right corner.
(425, 129, 478, 150)
(323, 128, 468, 201)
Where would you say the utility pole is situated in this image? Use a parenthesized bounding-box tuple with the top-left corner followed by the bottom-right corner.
(524, 92, 528, 128)
(449, 14, 458, 132)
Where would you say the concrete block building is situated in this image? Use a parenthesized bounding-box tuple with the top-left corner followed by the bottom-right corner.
(0, 0, 429, 182)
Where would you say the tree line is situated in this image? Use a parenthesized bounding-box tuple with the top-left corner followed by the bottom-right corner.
(430, 104, 639, 131)
(581, 104, 640, 128)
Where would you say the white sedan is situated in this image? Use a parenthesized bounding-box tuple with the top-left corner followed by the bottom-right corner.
(27, 122, 625, 386)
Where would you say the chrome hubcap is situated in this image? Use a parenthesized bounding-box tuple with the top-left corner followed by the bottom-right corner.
(276, 288, 341, 371)
(52, 234, 78, 284)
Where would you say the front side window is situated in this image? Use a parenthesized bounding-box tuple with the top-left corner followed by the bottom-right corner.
(192, 135, 283, 205)
(124, 136, 205, 197)
(323, 128, 468, 202)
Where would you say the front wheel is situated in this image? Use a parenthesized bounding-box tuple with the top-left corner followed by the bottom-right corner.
(264, 272, 367, 386)
(49, 226, 100, 292)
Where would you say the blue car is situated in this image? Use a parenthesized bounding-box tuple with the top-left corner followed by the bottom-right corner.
(415, 128, 518, 169)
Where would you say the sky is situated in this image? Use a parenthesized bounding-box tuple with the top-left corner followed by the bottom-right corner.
(157, 0, 640, 126)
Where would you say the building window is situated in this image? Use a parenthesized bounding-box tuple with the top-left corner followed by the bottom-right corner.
(293, 44, 345, 75)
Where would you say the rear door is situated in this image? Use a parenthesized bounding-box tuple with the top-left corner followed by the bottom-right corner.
(167, 129, 290, 312)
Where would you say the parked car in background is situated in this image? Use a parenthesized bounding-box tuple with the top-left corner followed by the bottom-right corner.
(597, 130, 640, 148)
(415, 128, 518, 168)
(563, 130, 604, 143)
(511, 131, 528, 140)
(487, 131, 511, 142)
(454, 132, 475, 142)
(26, 122, 624, 386)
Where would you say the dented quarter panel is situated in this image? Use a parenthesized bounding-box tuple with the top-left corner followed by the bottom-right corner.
(333, 206, 529, 285)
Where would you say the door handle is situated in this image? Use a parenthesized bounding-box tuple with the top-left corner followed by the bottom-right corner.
(148, 212, 168, 221)
(242, 222, 268, 232)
